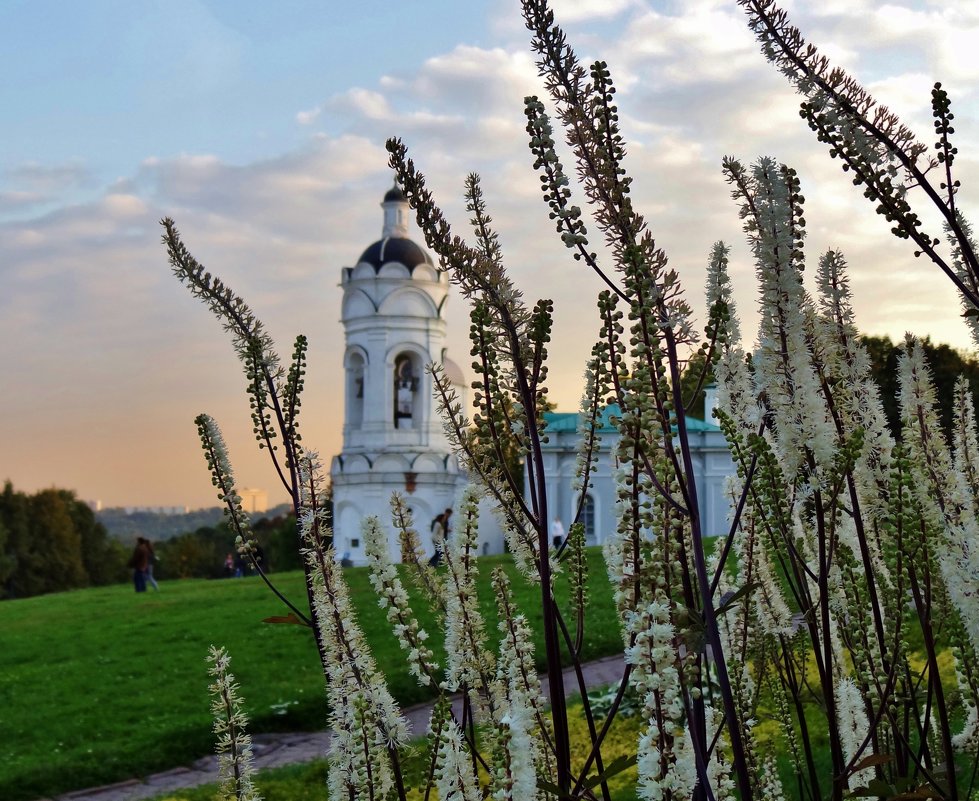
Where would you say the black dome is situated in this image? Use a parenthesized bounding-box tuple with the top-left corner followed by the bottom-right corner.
(357, 237, 433, 272)
(384, 185, 407, 203)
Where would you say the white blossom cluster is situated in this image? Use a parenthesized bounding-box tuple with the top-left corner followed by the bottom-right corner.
(298, 454, 409, 798)
(627, 598, 696, 801)
(834, 676, 872, 786)
(196, 413, 254, 545)
(364, 515, 439, 687)
(432, 716, 481, 801)
(493, 568, 552, 778)
(705, 242, 758, 436)
(441, 487, 495, 698)
(899, 341, 979, 654)
(572, 361, 603, 497)
(207, 646, 261, 801)
(489, 669, 539, 801)
(814, 250, 894, 530)
(739, 158, 836, 483)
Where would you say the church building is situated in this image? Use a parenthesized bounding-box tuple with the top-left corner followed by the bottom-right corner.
(331, 185, 735, 563)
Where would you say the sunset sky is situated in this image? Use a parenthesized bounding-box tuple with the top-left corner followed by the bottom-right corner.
(3, 0, 978, 510)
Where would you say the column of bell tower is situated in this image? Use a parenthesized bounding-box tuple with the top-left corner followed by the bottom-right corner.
(330, 184, 467, 564)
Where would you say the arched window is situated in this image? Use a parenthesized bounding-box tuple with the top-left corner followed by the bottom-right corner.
(582, 494, 596, 545)
(347, 352, 365, 429)
(393, 353, 419, 428)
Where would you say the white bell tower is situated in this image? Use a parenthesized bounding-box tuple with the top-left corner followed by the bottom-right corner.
(331, 184, 468, 563)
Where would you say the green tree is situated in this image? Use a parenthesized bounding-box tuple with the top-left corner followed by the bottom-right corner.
(678, 349, 716, 421)
(1, 482, 33, 598)
(158, 525, 228, 579)
(63, 492, 127, 585)
(26, 490, 88, 595)
(861, 335, 979, 438)
(0, 518, 14, 591)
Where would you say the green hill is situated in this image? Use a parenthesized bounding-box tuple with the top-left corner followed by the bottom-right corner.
(0, 551, 620, 801)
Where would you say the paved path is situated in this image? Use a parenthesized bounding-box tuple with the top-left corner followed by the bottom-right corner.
(50, 655, 625, 801)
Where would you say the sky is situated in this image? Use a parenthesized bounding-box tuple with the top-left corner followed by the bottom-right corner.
(2, 0, 978, 510)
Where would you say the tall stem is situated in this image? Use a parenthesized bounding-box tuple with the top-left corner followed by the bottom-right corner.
(665, 326, 754, 801)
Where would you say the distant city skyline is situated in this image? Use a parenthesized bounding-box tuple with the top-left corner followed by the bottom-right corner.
(3, 1, 978, 508)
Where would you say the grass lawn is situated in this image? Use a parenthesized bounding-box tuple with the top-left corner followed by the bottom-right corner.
(0, 550, 622, 801)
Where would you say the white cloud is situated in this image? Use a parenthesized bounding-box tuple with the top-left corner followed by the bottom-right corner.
(549, 0, 640, 23)
(6, 162, 94, 193)
(0, 190, 46, 213)
(296, 107, 321, 125)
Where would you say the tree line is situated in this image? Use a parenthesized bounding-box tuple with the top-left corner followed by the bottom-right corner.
(682, 334, 979, 439)
(155, 512, 303, 579)
(0, 481, 303, 599)
(0, 482, 129, 598)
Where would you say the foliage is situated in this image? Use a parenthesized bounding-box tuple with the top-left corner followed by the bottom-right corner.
(861, 334, 979, 439)
(154, 515, 300, 580)
(0, 481, 128, 599)
(158, 524, 230, 579)
(679, 349, 716, 421)
(168, 1, 979, 799)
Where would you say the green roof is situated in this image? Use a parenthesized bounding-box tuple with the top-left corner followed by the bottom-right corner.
(542, 403, 720, 434)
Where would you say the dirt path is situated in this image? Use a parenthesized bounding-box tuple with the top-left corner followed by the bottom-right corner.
(51, 654, 625, 801)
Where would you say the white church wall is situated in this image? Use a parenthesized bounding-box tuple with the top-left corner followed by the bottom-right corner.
(532, 419, 736, 548)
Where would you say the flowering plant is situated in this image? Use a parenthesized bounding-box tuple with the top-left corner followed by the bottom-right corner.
(166, 1, 979, 799)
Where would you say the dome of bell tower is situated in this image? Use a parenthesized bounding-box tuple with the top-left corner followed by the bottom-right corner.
(354, 183, 434, 274)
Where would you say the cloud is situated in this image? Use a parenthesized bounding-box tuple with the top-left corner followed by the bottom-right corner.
(0, 190, 47, 213)
(550, 0, 639, 23)
(0, 162, 98, 215)
(296, 107, 321, 125)
(6, 162, 94, 193)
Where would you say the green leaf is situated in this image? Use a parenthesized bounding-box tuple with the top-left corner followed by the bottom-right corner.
(537, 755, 638, 800)
(716, 581, 759, 616)
(849, 778, 896, 797)
(582, 754, 638, 790)
(847, 753, 893, 775)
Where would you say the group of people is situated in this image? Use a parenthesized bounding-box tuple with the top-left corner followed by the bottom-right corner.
(128, 537, 158, 593)
(425, 511, 565, 565)
(223, 545, 266, 578)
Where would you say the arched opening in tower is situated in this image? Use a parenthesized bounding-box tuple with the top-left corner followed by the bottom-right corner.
(346, 351, 366, 429)
(394, 353, 419, 429)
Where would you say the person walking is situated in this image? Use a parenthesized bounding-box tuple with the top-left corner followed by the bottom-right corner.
(550, 517, 566, 549)
(128, 538, 150, 593)
(428, 512, 445, 566)
(145, 539, 159, 591)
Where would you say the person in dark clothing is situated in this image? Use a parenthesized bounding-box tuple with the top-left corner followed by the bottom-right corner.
(145, 539, 159, 590)
(428, 512, 445, 566)
(128, 538, 151, 593)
